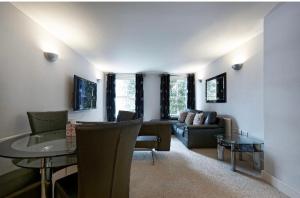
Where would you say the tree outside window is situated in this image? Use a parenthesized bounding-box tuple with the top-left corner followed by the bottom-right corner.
(169, 76, 187, 117)
(115, 75, 136, 116)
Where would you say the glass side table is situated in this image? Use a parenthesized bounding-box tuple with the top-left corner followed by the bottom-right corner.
(216, 134, 264, 172)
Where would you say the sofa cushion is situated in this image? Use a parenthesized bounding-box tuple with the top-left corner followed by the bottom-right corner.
(193, 113, 204, 125)
(204, 112, 217, 125)
(178, 111, 188, 123)
(185, 112, 195, 125)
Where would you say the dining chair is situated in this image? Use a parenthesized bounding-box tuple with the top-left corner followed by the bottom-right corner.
(27, 111, 68, 134)
(116, 110, 136, 122)
(27, 110, 69, 196)
(54, 119, 142, 198)
(77, 110, 136, 124)
(0, 168, 40, 198)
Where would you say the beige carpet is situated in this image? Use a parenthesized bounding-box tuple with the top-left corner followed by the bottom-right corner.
(130, 136, 287, 198)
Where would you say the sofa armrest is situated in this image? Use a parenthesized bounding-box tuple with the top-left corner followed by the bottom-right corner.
(186, 127, 225, 148)
(187, 124, 221, 129)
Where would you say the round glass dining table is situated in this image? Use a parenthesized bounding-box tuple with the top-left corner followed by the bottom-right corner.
(0, 130, 77, 198)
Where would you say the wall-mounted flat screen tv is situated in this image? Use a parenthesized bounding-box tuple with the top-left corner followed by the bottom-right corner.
(73, 75, 97, 111)
(206, 72, 226, 103)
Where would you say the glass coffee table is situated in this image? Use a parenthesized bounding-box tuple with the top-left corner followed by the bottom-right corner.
(216, 134, 264, 171)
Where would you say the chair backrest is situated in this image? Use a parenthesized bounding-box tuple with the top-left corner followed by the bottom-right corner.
(76, 119, 142, 198)
(27, 111, 68, 134)
(116, 110, 136, 122)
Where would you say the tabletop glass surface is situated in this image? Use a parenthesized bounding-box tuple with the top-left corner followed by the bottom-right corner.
(216, 134, 264, 145)
(0, 130, 76, 159)
(13, 155, 77, 169)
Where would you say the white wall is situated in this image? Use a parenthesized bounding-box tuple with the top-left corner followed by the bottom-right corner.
(0, 3, 104, 174)
(143, 74, 161, 121)
(196, 33, 264, 139)
(263, 3, 300, 197)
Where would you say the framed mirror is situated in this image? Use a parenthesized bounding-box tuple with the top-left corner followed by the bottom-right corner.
(206, 73, 226, 103)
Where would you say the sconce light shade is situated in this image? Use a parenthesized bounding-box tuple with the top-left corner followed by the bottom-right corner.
(44, 52, 58, 62)
(232, 64, 243, 70)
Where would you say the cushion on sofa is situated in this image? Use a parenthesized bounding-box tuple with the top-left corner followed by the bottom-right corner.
(193, 113, 204, 125)
(185, 112, 195, 125)
(178, 111, 188, 123)
(204, 112, 217, 125)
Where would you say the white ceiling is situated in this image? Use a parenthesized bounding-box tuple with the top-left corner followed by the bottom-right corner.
(14, 2, 276, 73)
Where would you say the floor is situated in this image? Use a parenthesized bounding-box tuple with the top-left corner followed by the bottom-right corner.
(130, 136, 287, 198)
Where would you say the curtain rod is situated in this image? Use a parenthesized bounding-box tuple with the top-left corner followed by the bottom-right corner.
(104, 72, 194, 76)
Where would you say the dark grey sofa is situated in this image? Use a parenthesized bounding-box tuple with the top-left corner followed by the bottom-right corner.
(172, 110, 225, 148)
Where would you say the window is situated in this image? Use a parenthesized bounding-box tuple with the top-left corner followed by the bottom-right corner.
(169, 76, 187, 117)
(115, 75, 136, 116)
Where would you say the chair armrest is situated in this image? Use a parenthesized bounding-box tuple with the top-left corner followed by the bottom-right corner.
(139, 122, 171, 151)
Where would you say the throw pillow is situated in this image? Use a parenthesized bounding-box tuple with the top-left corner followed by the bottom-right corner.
(178, 111, 188, 123)
(193, 113, 204, 125)
(204, 112, 217, 125)
(185, 112, 196, 125)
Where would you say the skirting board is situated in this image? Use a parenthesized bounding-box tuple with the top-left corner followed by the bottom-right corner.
(0, 131, 30, 142)
(262, 170, 300, 198)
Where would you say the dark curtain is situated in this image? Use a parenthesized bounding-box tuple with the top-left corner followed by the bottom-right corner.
(160, 74, 170, 120)
(106, 73, 116, 121)
(187, 73, 196, 109)
(135, 74, 144, 119)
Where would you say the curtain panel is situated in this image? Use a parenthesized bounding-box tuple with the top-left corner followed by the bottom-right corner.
(160, 74, 170, 120)
(106, 73, 116, 121)
(187, 73, 196, 109)
(135, 74, 144, 119)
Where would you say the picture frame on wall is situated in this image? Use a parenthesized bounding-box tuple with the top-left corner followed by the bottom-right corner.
(206, 72, 227, 103)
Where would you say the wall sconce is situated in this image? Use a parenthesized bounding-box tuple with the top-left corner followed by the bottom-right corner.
(198, 79, 202, 83)
(44, 52, 58, 62)
(232, 64, 243, 71)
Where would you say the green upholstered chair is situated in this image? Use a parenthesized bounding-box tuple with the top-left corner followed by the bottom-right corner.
(27, 111, 68, 134)
(0, 168, 40, 198)
(77, 110, 136, 125)
(26, 110, 68, 196)
(55, 119, 142, 198)
(116, 110, 136, 122)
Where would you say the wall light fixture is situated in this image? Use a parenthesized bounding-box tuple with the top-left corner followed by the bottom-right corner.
(232, 64, 243, 71)
(44, 52, 58, 62)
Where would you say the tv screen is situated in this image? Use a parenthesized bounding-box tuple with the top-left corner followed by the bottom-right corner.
(73, 75, 97, 111)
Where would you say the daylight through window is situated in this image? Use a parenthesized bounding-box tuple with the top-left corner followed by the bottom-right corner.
(115, 75, 136, 116)
(169, 76, 187, 117)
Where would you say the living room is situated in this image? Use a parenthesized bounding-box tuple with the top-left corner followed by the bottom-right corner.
(0, 2, 299, 198)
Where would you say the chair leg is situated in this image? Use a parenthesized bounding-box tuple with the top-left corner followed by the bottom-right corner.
(151, 149, 155, 165)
